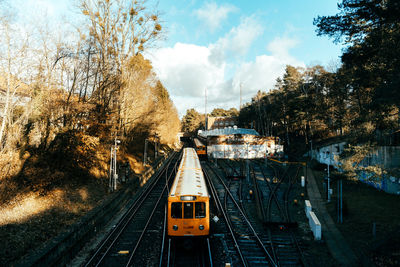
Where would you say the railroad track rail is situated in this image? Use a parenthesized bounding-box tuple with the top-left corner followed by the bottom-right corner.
(84, 151, 180, 267)
(204, 161, 277, 267)
(164, 237, 212, 267)
(251, 161, 305, 267)
(203, 163, 246, 267)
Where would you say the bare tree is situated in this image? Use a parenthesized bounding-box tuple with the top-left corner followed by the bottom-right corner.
(78, 0, 163, 116)
(0, 18, 31, 150)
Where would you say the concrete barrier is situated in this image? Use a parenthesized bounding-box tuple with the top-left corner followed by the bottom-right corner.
(304, 200, 321, 240)
(309, 211, 322, 240)
(305, 200, 312, 218)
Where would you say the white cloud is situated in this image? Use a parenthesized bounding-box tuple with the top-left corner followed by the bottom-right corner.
(267, 36, 300, 62)
(233, 37, 304, 97)
(194, 2, 238, 32)
(147, 31, 303, 118)
(209, 16, 263, 66)
(147, 43, 225, 99)
(11, 0, 60, 20)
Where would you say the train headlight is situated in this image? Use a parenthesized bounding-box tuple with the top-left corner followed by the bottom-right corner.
(173, 225, 178, 231)
(199, 225, 204, 230)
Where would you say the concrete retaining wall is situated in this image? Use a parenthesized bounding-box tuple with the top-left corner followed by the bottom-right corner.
(311, 143, 400, 195)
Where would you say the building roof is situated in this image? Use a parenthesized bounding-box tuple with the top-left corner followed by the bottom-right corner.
(198, 127, 260, 138)
(169, 148, 208, 197)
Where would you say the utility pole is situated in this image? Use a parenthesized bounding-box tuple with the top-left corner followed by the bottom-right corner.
(155, 133, 159, 159)
(205, 87, 208, 130)
(239, 83, 242, 111)
(327, 145, 332, 203)
(337, 178, 343, 223)
(246, 142, 250, 183)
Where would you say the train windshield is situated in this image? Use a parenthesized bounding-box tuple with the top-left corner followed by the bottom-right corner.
(195, 202, 206, 218)
(171, 202, 182, 218)
(183, 202, 193, 218)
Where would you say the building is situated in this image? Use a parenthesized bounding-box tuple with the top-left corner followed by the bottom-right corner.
(198, 127, 284, 159)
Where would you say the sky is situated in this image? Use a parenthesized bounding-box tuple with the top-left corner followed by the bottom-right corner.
(147, 0, 345, 117)
(9, 0, 344, 118)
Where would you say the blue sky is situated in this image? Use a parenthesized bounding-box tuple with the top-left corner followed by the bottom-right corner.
(158, 0, 342, 65)
(10, 0, 344, 117)
(146, 0, 344, 117)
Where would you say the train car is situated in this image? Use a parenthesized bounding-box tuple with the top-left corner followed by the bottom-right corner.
(193, 138, 207, 158)
(168, 148, 210, 237)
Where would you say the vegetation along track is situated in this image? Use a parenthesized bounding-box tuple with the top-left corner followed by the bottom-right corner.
(251, 160, 306, 266)
(84, 151, 181, 267)
(204, 160, 277, 267)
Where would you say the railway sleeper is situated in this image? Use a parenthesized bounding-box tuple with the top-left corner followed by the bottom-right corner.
(246, 257, 271, 265)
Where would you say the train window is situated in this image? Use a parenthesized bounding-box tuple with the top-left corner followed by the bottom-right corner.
(183, 202, 193, 218)
(195, 202, 206, 218)
(171, 202, 182, 218)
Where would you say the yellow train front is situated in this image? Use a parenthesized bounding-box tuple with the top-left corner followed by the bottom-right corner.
(168, 148, 210, 237)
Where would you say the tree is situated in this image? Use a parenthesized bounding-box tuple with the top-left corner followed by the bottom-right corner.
(238, 64, 347, 148)
(314, 0, 400, 130)
(78, 0, 163, 122)
(181, 109, 203, 133)
(119, 53, 179, 145)
(0, 14, 31, 151)
(210, 107, 239, 117)
(280, 65, 303, 146)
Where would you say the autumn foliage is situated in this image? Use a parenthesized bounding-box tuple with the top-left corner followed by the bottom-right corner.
(0, 0, 180, 203)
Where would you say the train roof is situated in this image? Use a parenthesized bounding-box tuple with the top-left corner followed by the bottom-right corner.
(193, 138, 204, 147)
(198, 127, 260, 138)
(169, 148, 208, 198)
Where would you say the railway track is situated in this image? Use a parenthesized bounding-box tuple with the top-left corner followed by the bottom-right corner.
(163, 237, 212, 267)
(203, 163, 246, 266)
(204, 161, 277, 267)
(251, 161, 306, 266)
(84, 151, 180, 267)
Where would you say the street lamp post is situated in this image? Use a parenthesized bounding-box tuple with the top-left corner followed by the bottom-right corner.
(326, 145, 332, 203)
(337, 178, 343, 223)
(246, 142, 250, 183)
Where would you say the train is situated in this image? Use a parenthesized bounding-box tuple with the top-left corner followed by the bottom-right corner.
(167, 148, 210, 237)
(193, 138, 207, 158)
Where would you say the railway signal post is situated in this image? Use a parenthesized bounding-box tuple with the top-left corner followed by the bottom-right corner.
(109, 138, 120, 192)
(144, 139, 148, 166)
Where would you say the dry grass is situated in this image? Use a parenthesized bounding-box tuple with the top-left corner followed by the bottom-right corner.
(0, 129, 158, 265)
(0, 181, 107, 265)
(0, 186, 100, 226)
(0, 133, 109, 265)
(0, 151, 24, 180)
(0, 191, 63, 226)
(125, 153, 146, 174)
